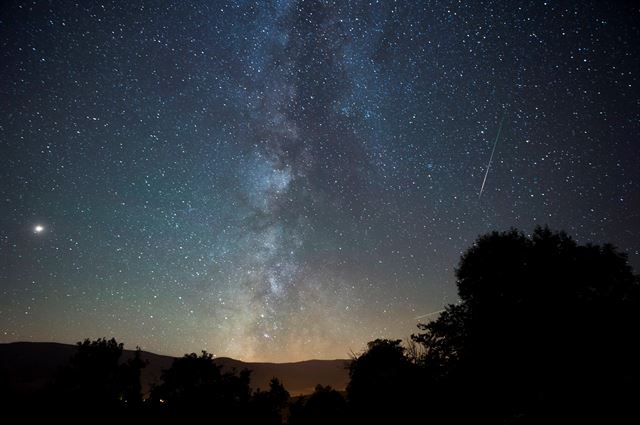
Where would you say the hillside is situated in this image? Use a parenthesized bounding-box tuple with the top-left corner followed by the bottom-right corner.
(0, 342, 349, 396)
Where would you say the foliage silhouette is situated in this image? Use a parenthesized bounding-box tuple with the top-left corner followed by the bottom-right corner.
(149, 351, 252, 421)
(289, 384, 347, 425)
(249, 377, 290, 425)
(412, 227, 640, 423)
(51, 337, 146, 416)
(121, 347, 147, 408)
(347, 338, 421, 423)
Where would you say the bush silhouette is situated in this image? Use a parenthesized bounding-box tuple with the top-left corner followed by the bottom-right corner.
(412, 227, 640, 423)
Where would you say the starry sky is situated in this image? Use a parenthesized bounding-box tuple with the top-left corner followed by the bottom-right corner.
(1, 1, 639, 362)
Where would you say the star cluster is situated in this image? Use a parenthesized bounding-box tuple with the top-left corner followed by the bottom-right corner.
(1, 1, 639, 361)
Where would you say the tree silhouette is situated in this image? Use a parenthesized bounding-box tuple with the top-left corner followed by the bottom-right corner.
(289, 384, 347, 425)
(412, 227, 640, 423)
(150, 351, 251, 421)
(249, 377, 290, 425)
(347, 339, 420, 423)
(120, 347, 147, 408)
(51, 337, 146, 415)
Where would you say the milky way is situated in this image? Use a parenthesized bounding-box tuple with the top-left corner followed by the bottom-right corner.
(1, 1, 639, 361)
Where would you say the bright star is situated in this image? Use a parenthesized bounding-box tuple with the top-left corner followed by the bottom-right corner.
(34, 225, 44, 234)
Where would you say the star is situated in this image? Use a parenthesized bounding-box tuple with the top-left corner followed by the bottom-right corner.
(34, 225, 44, 234)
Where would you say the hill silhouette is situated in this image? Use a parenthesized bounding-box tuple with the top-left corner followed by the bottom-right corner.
(0, 341, 348, 397)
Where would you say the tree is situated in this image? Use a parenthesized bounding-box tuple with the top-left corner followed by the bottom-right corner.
(150, 351, 251, 421)
(249, 377, 290, 425)
(346, 339, 420, 423)
(52, 337, 146, 415)
(289, 385, 347, 425)
(120, 347, 147, 408)
(412, 227, 640, 423)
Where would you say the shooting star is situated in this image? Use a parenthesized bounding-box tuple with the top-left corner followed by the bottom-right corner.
(414, 309, 445, 321)
(479, 116, 506, 198)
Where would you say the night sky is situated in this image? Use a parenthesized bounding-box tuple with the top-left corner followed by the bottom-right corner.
(1, 1, 639, 362)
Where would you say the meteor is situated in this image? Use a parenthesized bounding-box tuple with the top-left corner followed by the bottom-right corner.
(479, 116, 506, 198)
(414, 309, 445, 321)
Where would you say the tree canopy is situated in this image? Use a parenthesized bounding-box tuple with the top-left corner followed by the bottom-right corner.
(51, 337, 146, 416)
(412, 227, 640, 423)
(289, 385, 347, 425)
(150, 351, 252, 421)
(347, 338, 421, 422)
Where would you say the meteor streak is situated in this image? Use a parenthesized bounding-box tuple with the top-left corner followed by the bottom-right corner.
(414, 309, 445, 320)
(479, 116, 506, 198)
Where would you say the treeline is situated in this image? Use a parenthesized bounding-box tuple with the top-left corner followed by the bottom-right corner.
(4, 227, 640, 423)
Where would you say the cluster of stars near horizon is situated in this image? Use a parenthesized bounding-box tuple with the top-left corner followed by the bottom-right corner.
(1, 1, 639, 362)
